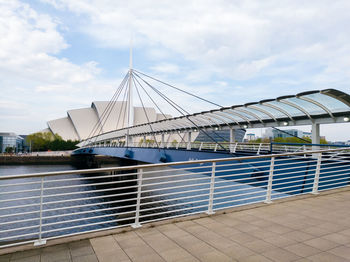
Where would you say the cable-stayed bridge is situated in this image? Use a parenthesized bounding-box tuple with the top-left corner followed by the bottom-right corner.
(72, 66, 350, 164)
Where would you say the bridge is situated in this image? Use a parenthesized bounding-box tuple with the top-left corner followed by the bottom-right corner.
(71, 63, 350, 164)
(2, 62, 350, 257)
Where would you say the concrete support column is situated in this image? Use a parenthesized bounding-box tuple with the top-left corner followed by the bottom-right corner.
(230, 128, 235, 153)
(187, 132, 192, 150)
(312, 123, 320, 152)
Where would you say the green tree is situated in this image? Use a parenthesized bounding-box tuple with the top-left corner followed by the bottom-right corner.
(26, 132, 79, 151)
(5, 147, 14, 154)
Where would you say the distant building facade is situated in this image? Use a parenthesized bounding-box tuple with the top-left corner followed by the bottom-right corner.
(45, 101, 171, 141)
(0, 132, 24, 153)
(263, 128, 312, 140)
(246, 133, 256, 141)
(194, 129, 246, 143)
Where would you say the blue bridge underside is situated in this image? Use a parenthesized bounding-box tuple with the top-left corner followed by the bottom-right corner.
(72, 147, 349, 197)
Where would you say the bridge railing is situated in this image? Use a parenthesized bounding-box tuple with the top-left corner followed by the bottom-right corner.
(1, 147, 349, 249)
(86, 141, 349, 155)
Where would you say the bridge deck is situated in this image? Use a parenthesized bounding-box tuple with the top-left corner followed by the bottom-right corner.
(1, 188, 350, 262)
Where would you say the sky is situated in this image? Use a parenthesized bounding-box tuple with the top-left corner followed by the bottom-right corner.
(0, 0, 350, 141)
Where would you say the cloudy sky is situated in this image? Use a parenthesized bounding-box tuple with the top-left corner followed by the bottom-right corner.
(1, 0, 350, 141)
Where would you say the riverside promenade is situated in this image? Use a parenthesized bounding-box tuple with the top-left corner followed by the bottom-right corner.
(1, 188, 350, 262)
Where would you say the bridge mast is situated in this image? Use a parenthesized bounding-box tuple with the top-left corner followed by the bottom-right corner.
(126, 41, 134, 146)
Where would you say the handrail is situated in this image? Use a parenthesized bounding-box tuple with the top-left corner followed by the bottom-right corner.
(2, 147, 350, 180)
(1, 146, 350, 249)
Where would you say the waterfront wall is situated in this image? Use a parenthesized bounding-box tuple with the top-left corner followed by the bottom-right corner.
(0, 155, 120, 165)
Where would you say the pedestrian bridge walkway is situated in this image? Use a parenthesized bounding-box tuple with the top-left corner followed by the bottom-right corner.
(2, 187, 350, 262)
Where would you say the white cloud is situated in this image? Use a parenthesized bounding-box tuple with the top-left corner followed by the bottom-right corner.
(39, 0, 350, 87)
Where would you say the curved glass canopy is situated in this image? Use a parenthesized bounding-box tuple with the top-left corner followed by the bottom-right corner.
(83, 89, 350, 143)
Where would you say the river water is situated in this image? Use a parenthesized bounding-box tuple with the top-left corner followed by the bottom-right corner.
(2, 158, 333, 246)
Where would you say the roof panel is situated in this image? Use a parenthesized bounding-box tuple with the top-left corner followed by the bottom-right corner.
(282, 97, 327, 115)
(80, 88, 350, 146)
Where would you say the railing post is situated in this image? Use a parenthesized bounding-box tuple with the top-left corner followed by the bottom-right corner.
(233, 142, 237, 153)
(312, 153, 322, 194)
(34, 177, 46, 246)
(199, 142, 203, 151)
(214, 143, 218, 152)
(264, 157, 275, 204)
(257, 143, 262, 155)
(206, 162, 216, 215)
(132, 169, 143, 228)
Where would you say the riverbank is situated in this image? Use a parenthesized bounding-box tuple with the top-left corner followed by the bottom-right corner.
(0, 155, 120, 165)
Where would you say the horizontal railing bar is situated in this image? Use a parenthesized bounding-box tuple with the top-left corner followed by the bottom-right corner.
(1, 216, 39, 226)
(213, 199, 264, 211)
(140, 192, 209, 207)
(140, 187, 209, 200)
(141, 171, 211, 181)
(271, 186, 313, 196)
(0, 231, 39, 241)
(271, 174, 315, 183)
(2, 147, 348, 180)
(0, 224, 39, 234)
(42, 209, 136, 227)
(42, 203, 137, 221)
(272, 181, 314, 191)
(141, 181, 211, 194)
(214, 190, 266, 201)
(42, 215, 135, 234)
(0, 209, 40, 219)
(142, 176, 211, 188)
(214, 185, 265, 196)
(0, 202, 40, 211)
(139, 204, 209, 219)
(319, 172, 350, 180)
(0, 240, 36, 249)
(43, 185, 139, 199)
(213, 194, 264, 206)
(139, 199, 208, 213)
(0, 180, 41, 188)
(318, 177, 349, 185)
(43, 198, 138, 213)
(139, 210, 205, 224)
(214, 180, 267, 190)
(0, 188, 41, 196)
(318, 184, 349, 191)
(0, 195, 40, 203)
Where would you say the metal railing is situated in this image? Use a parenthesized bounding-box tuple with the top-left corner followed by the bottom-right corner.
(86, 141, 348, 155)
(1, 147, 350, 248)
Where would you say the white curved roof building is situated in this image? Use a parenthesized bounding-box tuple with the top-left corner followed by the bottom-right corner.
(47, 101, 170, 141)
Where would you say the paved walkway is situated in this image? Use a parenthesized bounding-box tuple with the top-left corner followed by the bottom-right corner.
(1, 189, 350, 262)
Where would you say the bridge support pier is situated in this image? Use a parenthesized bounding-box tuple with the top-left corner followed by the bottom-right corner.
(312, 123, 320, 152)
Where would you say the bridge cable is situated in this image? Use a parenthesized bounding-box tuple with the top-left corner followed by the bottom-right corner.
(133, 72, 232, 144)
(132, 73, 209, 147)
(95, 77, 129, 139)
(131, 74, 161, 149)
(89, 75, 129, 145)
(134, 69, 223, 107)
(84, 73, 128, 145)
(133, 72, 228, 152)
(115, 79, 130, 132)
